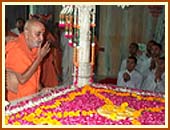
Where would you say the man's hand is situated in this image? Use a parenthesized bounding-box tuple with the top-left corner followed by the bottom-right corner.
(155, 68, 163, 82)
(149, 59, 156, 71)
(37, 41, 51, 62)
(123, 72, 131, 82)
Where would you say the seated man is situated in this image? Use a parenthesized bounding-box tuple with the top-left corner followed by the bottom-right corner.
(119, 42, 139, 72)
(154, 56, 165, 93)
(117, 56, 143, 89)
(142, 42, 163, 80)
(5, 19, 50, 101)
(141, 56, 165, 94)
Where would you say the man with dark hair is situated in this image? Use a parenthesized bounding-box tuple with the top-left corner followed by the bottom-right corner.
(146, 40, 157, 58)
(141, 56, 165, 94)
(11, 17, 25, 35)
(117, 56, 143, 89)
(137, 40, 163, 74)
(142, 42, 163, 80)
(119, 42, 139, 72)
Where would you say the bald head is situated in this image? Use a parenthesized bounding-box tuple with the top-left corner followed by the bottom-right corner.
(24, 19, 44, 32)
(24, 19, 46, 49)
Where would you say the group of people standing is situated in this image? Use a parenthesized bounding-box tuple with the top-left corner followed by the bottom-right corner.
(117, 40, 165, 94)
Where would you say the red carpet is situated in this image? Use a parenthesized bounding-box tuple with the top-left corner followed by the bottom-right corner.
(98, 78, 117, 85)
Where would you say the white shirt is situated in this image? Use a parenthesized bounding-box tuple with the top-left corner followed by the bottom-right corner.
(137, 54, 152, 74)
(141, 70, 165, 94)
(10, 28, 20, 35)
(119, 56, 150, 74)
(117, 69, 143, 89)
(119, 58, 127, 72)
(154, 73, 165, 93)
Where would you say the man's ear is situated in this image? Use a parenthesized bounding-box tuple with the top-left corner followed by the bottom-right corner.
(24, 29, 29, 39)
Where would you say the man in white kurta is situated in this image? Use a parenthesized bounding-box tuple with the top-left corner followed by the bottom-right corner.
(119, 42, 139, 72)
(141, 71, 165, 93)
(154, 73, 165, 93)
(134, 40, 161, 75)
(141, 57, 165, 94)
(117, 56, 143, 89)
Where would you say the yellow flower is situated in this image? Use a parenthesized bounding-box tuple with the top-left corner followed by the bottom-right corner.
(68, 111, 75, 117)
(32, 118, 40, 124)
(110, 113, 117, 120)
(39, 117, 46, 124)
(48, 119, 62, 125)
(13, 121, 21, 125)
(133, 111, 141, 118)
(56, 112, 62, 118)
(54, 101, 61, 107)
(131, 119, 141, 125)
(47, 111, 53, 117)
(131, 93, 137, 97)
(158, 98, 165, 103)
(45, 116, 52, 123)
(117, 107, 125, 113)
(102, 104, 114, 111)
(81, 87, 87, 94)
(69, 93, 76, 100)
(25, 114, 35, 122)
(160, 106, 165, 110)
(147, 97, 154, 101)
(63, 111, 69, 117)
(121, 102, 128, 108)
(136, 95, 142, 100)
(27, 113, 35, 119)
(124, 92, 130, 97)
(50, 104, 56, 109)
(35, 108, 42, 116)
(147, 107, 163, 113)
(75, 110, 80, 116)
(15, 113, 20, 118)
(43, 106, 50, 110)
(5, 116, 9, 125)
(88, 110, 94, 115)
(82, 110, 87, 116)
(104, 98, 113, 105)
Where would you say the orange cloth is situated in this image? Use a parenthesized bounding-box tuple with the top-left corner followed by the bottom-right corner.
(7, 31, 18, 37)
(5, 33, 40, 101)
(5, 31, 18, 100)
(40, 31, 62, 88)
(46, 31, 62, 77)
(52, 47, 62, 77)
(41, 49, 58, 87)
